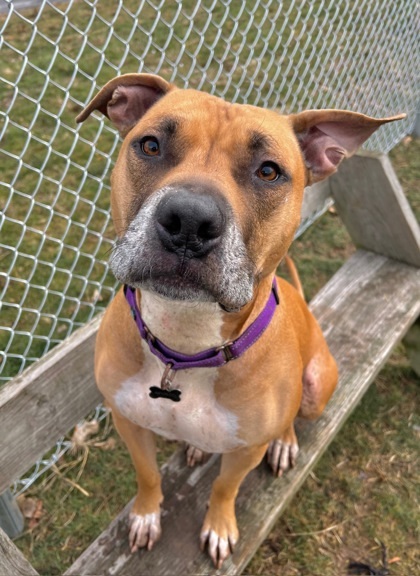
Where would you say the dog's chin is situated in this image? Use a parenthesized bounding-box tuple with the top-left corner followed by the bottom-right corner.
(112, 269, 252, 311)
(135, 276, 217, 304)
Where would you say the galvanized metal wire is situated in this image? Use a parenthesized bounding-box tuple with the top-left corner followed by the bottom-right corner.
(1, 0, 418, 491)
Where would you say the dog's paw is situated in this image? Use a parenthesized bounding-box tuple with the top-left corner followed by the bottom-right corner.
(129, 511, 161, 552)
(200, 510, 238, 568)
(267, 437, 299, 477)
(185, 444, 210, 467)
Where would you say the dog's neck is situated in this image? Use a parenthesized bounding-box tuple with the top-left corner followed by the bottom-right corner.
(138, 276, 274, 356)
(139, 291, 224, 355)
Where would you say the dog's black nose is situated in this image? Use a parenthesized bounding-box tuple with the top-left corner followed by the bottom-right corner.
(155, 190, 225, 257)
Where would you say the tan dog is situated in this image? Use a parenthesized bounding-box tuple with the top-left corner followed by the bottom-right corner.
(77, 75, 403, 568)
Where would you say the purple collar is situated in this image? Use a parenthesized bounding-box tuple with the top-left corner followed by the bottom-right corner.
(124, 279, 279, 401)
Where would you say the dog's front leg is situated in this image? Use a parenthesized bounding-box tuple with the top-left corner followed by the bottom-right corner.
(111, 407, 163, 552)
(201, 443, 268, 568)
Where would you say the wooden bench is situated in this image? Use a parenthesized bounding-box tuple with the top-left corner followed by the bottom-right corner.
(1, 153, 419, 576)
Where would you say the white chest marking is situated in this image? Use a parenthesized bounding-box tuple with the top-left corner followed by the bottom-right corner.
(114, 343, 245, 453)
(115, 291, 245, 452)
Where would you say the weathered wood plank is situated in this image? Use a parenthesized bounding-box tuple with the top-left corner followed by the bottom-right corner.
(66, 251, 420, 576)
(0, 183, 330, 493)
(0, 315, 104, 493)
(0, 527, 39, 576)
(330, 153, 420, 267)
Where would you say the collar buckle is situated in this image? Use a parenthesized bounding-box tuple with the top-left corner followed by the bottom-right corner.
(217, 340, 234, 362)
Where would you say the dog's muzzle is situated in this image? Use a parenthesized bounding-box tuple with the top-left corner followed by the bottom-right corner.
(109, 185, 255, 309)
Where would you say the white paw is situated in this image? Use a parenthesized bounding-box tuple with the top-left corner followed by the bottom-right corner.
(267, 438, 299, 477)
(185, 444, 210, 467)
(129, 511, 161, 552)
(200, 528, 238, 569)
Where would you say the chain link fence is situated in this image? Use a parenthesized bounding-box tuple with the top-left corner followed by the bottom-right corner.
(1, 0, 419, 491)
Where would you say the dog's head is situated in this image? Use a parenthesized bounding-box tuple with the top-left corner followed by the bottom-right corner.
(77, 74, 404, 311)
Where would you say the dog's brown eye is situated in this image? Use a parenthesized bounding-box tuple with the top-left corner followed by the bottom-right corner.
(140, 137, 160, 156)
(256, 162, 280, 182)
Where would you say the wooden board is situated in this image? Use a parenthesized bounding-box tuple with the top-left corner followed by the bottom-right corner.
(66, 250, 420, 576)
(0, 527, 39, 576)
(0, 315, 103, 493)
(330, 153, 420, 267)
(0, 182, 330, 493)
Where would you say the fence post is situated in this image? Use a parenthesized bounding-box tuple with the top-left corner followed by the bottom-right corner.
(0, 489, 24, 538)
(329, 153, 420, 267)
(412, 103, 420, 138)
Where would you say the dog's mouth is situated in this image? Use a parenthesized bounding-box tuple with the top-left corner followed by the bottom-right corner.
(110, 238, 255, 311)
(131, 257, 216, 302)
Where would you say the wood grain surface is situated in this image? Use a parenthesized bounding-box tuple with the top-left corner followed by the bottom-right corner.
(0, 527, 39, 576)
(331, 154, 420, 267)
(0, 315, 103, 493)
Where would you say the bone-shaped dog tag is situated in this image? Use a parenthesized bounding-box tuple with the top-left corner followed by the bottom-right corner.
(149, 386, 181, 402)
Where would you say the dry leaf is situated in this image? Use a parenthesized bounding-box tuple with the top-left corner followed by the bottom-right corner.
(93, 437, 117, 451)
(17, 495, 37, 518)
(17, 496, 44, 528)
(28, 500, 43, 529)
(71, 420, 100, 452)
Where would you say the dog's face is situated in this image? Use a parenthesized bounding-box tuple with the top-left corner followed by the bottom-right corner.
(108, 89, 306, 311)
(77, 74, 403, 311)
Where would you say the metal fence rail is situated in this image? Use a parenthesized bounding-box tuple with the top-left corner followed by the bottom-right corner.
(1, 0, 419, 491)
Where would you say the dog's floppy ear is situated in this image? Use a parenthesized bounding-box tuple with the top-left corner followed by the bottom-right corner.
(290, 110, 405, 184)
(76, 73, 175, 136)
